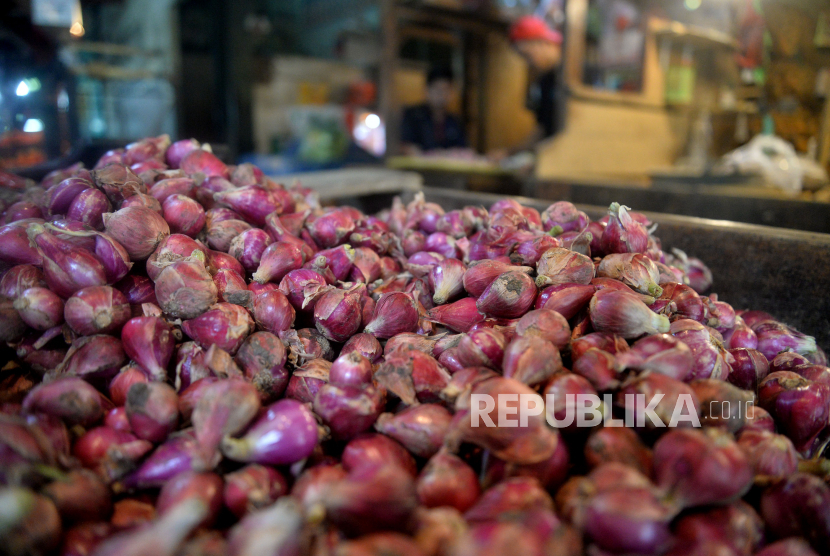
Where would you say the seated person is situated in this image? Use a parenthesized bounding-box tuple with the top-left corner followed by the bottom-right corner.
(400, 67, 467, 155)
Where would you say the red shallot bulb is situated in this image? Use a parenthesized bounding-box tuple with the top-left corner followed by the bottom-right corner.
(13, 287, 64, 330)
(476, 270, 536, 319)
(602, 202, 648, 254)
(364, 291, 420, 338)
(535, 247, 594, 287)
(653, 428, 752, 510)
(125, 382, 179, 443)
(154, 261, 218, 319)
(162, 194, 205, 237)
(417, 451, 481, 512)
(27, 223, 107, 298)
(64, 285, 131, 336)
(223, 464, 288, 518)
(23, 376, 105, 427)
(314, 286, 363, 342)
(314, 383, 385, 441)
(220, 398, 318, 465)
(590, 289, 670, 338)
(67, 188, 111, 230)
(0, 264, 45, 299)
(251, 241, 306, 284)
(121, 316, 175, 381)
(102, 206, 170, 260)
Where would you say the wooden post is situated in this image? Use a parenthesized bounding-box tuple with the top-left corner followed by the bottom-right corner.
(819, 93, 830, 170)
(379, 0, 400, 157)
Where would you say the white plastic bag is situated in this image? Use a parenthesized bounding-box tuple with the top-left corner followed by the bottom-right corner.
(719, 134, 804, 194)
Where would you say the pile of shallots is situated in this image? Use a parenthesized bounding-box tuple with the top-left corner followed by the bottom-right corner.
(0, 134, 828, 556)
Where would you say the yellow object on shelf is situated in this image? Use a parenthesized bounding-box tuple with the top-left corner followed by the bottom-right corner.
(298, 82, 330, 105)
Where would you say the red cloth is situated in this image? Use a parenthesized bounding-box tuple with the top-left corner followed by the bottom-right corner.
(509, 15, 563, 44)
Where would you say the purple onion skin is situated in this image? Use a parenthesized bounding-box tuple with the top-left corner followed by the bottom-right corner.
(251, 241, 306, 284)
(428, 297, 486, 333)
(363, 291, 420, 339)
(313, 383, 385, 441)
(229, 228, 272, 273)
(13, 287, 64, 330)
(341, 333, 383, 363)
(342, 433, 418, 477)
(448, 377, 558, 465)
(56, 334, 127, 382)
(220, 398, 318, 465)
(314, 287, 362, 342)
(22, 377, 105, 427)
(653, 428, 752, 510)
(541, 201, 588, 233)
(278, 268, 327, 313)
(47, 177, 92, 215)
(192, 378, 261, 464)
(316, 463, 419, 537)
(28, 223, 108, 298)
(0, 222, 43, 266)
(251, 289, 295, 335)
(584, 426, 653, 477)
(121, 430, 211, 489)
(166, 139, 201, 168)
(590, 289, 670, 338)
(416, 451, 481, 512)
(503, 335, 563, 387)
(464, 476, 553, 523)
(150, 177, 196, 203)
(761, 473, 830, 554)
(0, 264, 45, 299)
(162, 194, 205, 237)
(483, 437, 570, 492)
(738, 404, 776, 435)
(584, 487, 674, 555)
(770, 351, 812, 373)
(330, 351, 374, 387)
(65, 188, 110, 230)
(223, 464, 288, 518)
(121, 316, 175, 381)
(723, 316, 758, 350)
(727, 348, 770, 391)
(156, 471, 224, 527)
(5, 202, 44, 223)
(125, 382, 179, 443)
(374, 404, 452, 459)
(754, 320, 818, 361)
(114, 275, 157, 305)
(672, 502, 764, 556)
(234, 331, 289, 401)
(182, 303, 255, 354)
(755, 539, 821, 556)
(476, 270, 537, 319)
(41, 469, 113, 523)
(758, 371, 830, 455)
(737, 430, 799, 479)
(602, 202, 648, 254)
(72, 427, 153, 481)
(670, 319, 730, 380)
(64, 285, 131, 336)
(463, 259, 525, 298)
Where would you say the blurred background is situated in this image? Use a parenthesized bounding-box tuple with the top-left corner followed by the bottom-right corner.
(2, 0, 830, 231)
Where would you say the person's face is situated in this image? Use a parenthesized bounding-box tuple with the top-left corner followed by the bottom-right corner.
(427, 79, 453, 111)
(516, 40, 562, 72)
